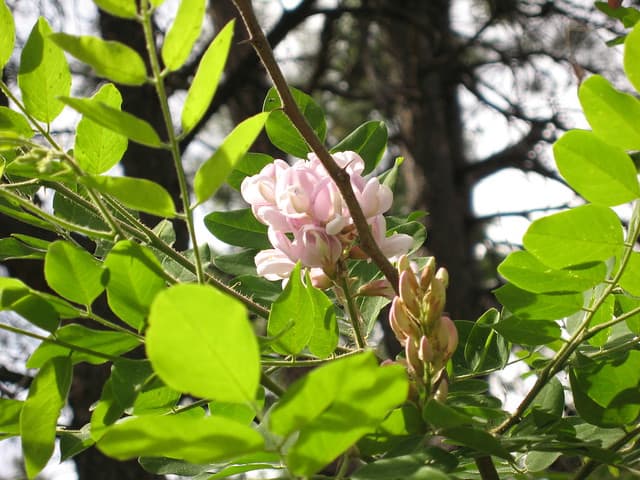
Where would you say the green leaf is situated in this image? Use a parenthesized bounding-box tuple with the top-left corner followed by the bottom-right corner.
(441, 426, 512, 460)
(523, 204, 624, 269)
(352, 455, 451, 480)
(306, 280, 339, 358)
(493, 312, 561, 345)
(498, 250, 606, 293)
(81, 175, 176, 218)
(0, 279, 59, 332)
(588, 295, 615, 347)
(263, 86, 326, 158)
(423, 400, 474, 430)
(267, 263, 314, 355)
(93, 0, 137, 18)
(194, 112, 268, 204)
(18, 17, 70, 123)
(0, 0, 15, 69)
(97, 414, 264, 463)
(59, 427, 94, 462)
(162, 0, 206, 71)
(0, 399, 22, 436)
(60, 96, 163, 147)
(204, 208, 270, 249)
(104, 240, 166, 330)
(214, 249, 259, 276)
(20, 357, 72, 479)
(624, 22, 640, 93)
(26, 324, 141, 368)
(227, 152, 273, 190)
(619, 251, 640, 296)
(571, 351, 640, 427)
(44, 240, 107, 305)
(181, 20, 234, 134)
(147, 284, 260, 403)
(579, 75, 640, 151)
(494, 283, 584, 320)
(331, 121, 388, 174)
(616, 294, 640, 333)
(75, 83, 128, 174)
(50, 33, 147, 85)
(0, 107, 33, 138)
(270, 352, 408, 476)
(553, 130, 640, 206)
(463, 309, 509, 372)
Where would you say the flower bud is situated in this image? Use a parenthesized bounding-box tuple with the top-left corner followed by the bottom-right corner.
(405, 338, 423, 377)
(419, 257, 436, 290)
(439, 316, 459, 360)
(399, 270, 420, 314)
(418, 335, 434, 363)
(357, 279, 395, 299)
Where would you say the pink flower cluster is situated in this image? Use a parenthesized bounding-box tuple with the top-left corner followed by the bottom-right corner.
(241, 151, 412, 283)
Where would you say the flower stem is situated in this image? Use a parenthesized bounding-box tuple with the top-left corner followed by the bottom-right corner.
(230, 0, 400, 294)
(338, 273, 367, 349)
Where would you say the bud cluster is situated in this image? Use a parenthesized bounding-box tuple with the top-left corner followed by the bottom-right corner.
(241, 151, 413, 285)
(389, 256, 458, 397)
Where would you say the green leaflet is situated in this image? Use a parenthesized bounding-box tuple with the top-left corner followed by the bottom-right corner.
(18, 18, 70, 123)
(20, 357, 72, 479)
(147, 284, 260, 403)
(194, 112, 268, 204)
(553, 129, 640, 206)
(44, 240, 107, 305)
(0, 0, 15, 69)
(181, 20, 234, 134)
(162, 0, 206, 71)
(75, 84, 128, 174)
(263, 86, 326, 158)
(92, 0, 137, 18)
(50, 33, 147, 85)
(331, 120, 388, 174)
(104, 240, 166, 330)
(80, 175, 176, 218)
(269, 352, 408, 475)
(523, 204, 624, 269)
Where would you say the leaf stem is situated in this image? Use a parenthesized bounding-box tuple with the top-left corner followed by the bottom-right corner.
(230, 0, 400, 294)
(139, 2, 205, 284)
(0, 322, 131, 362)
(337, 272, 366, 349)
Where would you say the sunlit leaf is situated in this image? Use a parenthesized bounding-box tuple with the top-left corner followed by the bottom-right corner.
(624, 22, 640, 93)
(162, 0, 206, 71)
(44, 240, 107, 305)
(0, 0, 14, 69)
(75, 84, 128, 174)
(93, 0, 137, 18)
(331, 121, 388, 174)
(18, 18, 70, 123)
(194, 112, 268, 204)
(0, 107, 34, 139)
(181, 20, 234, 134)
(50, 33, 147, 85)
(147, 284, 260, 403)
(20, 357, 72, 479)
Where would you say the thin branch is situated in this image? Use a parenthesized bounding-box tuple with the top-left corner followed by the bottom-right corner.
(231, 0, 400, 294)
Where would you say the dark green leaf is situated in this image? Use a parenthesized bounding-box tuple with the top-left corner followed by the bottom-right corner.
(227, 152, 273, 190)
(331, 121, 388, 174)
(463, 308, 509, 372)
(352, 455, 451, 480)
(263, 86, 326, 158)
(60, 96, 163, 147)
(441, 426, 512, 460)
(267, 263, 314, 355)
(493, 312, 561, 345)
(50, 33, 147, 85)
(423, 400, 474, 429)
(18, 17, 70, 122)
(213, 249, 258, 277)
(494, 283, 584, 320)
(204, 208, 270, 249)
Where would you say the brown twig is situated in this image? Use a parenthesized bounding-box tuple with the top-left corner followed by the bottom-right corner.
(230, 0, 400, 294)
